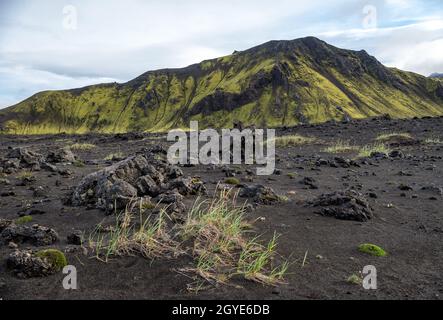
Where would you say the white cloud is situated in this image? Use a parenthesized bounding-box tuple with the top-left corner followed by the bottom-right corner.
(0, 0, 442, 109)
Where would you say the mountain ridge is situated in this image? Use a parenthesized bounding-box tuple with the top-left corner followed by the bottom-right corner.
(1, 36, 443, 134)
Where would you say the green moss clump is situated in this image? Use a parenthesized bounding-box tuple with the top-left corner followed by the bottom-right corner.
(224, 178, 240, 185)
(347, 274, 362, 285)
(35, 249, 68, 271)
(358, 244, 387, 257)
(287, 172, 297, 179)
(15, 215, 33, 224)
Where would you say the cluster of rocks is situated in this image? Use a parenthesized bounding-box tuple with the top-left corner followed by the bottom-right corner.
(300, 177, 318, 189)
(68, 147, 206, 215)
(0, 146, 78, 175)
(7, 250, 62, 278)
(0, 148, 45, 173)
(308, 189, 373, 222)
(0, 219, 69, 278)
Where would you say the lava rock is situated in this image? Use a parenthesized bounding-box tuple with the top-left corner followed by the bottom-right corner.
(309, 189, 373, 222)
(67, 231, 83, 245)
(6, 147, 45, 171)
(46, 147, 77, 163)
(0, 219, 13, 232)
(1, 224, 58, 246)
(300, 177, 319, 189)
(69, 150, 206, 213)
(389, 150, 404, 158)
(153, 190, 184, 205)
(239, 184, 281, 204)
(399, 184, 413, 191)
(421, 185, 443, 196)
(6, 250, 62, 278)
(17, 208, 46, 217)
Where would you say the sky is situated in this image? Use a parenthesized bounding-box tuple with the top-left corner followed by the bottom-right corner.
(0, 0, 442, 109)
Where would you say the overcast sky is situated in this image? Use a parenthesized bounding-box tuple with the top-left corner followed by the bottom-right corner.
(0, 0, 442, 109)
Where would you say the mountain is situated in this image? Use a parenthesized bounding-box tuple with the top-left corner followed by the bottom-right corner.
(430, 73, 443, 80)
(1, 37, 443, 134)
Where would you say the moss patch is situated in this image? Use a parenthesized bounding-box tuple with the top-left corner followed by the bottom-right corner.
(347, 274, 363, 285)
(358, 243, 387, 257)
(224, 178, 240, 185)
(35, 249, 68, 271)
(15, 215, 33, 224)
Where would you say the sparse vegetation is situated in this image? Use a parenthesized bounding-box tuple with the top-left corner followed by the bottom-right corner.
(358, 143, 391, 158)
(89, 204, 178, 262)
(358, 243, 387, 257)
(347, 273, 363, 285)
(324, 140, 359, 153)
(104, 152, 125, 161)
(86, 193, 286, 289)
(287, 172, 297, 179)
(179, 190, 289, 288)
(15, 215, 33, 224)
(70, 143, 96, 151)
(270, 135, 317, 148)
(16, 171, 34, 180)
(237, 233, 289, 285)
(376, 132, 412, 142)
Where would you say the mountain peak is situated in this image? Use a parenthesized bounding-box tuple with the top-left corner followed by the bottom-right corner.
(430, 73, 443, 79)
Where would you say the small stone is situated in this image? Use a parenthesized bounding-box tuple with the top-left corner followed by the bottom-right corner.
(9, 241, 18, 249)
(67, 231, 83, 245)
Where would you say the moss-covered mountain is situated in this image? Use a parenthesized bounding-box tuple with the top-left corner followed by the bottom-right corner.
(1, 37, 443, 134)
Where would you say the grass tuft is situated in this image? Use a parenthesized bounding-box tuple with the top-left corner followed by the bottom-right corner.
(270, 135, 316, 148)
(358, 143, 391, 158)
(324, 140, 359, 154)
(89, 201, 179, 262)
(88, 191, 289, 290)
(70, 143, 96, 151)
(16, 171, 34, 180)
(237, 233, 289, 285)
(179, 190, 289, 288)
(347, 273, 363, 285)
(376, 132, 412, 142)
(104, 152, 125, 161)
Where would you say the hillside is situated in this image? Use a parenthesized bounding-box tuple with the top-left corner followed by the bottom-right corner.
(1, 37, 443, 134)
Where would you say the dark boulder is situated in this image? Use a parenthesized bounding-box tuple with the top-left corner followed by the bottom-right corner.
(1, 224, 58, 246)
(239, 184, 281, 205)
(46, 147, 77, 163)
(309, 190, 373, 222)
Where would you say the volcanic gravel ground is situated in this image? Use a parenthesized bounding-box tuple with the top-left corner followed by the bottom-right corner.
(1, 116, 442, 300)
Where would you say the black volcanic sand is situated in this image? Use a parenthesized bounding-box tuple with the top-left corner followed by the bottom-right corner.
(1, 116, 443, 300)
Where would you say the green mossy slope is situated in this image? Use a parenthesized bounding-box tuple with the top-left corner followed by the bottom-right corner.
(1, 37, 442, 134)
